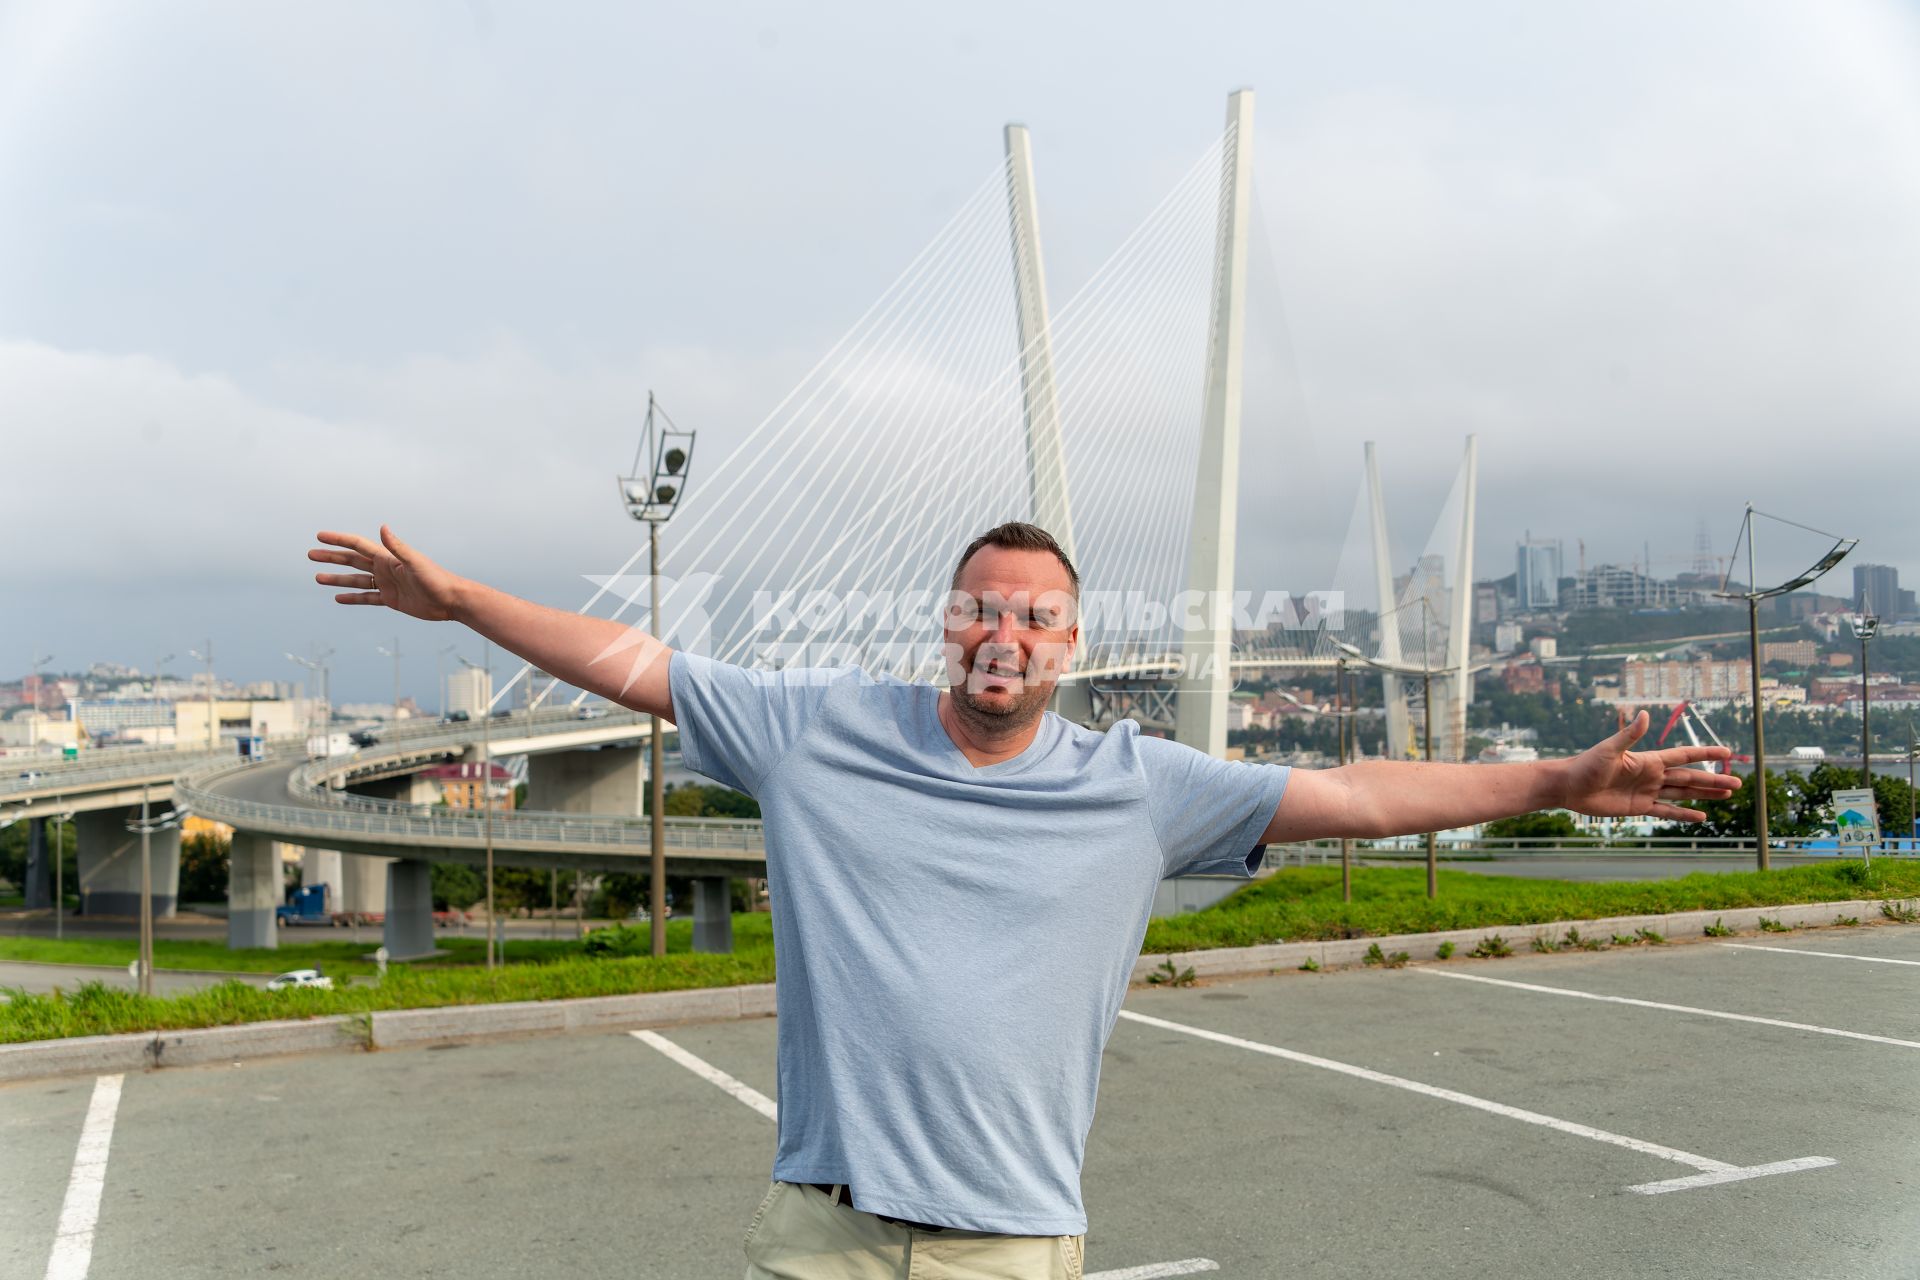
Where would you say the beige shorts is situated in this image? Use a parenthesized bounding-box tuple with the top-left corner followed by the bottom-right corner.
(742, 1180, 1086, 1279)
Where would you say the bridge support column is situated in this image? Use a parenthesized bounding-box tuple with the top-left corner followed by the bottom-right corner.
(24, 815, 52, 909)
(526, 745, 646, 816)
(1005, 122, 1074, 561)
(384, 860, 437, 960)
(692, 877, 733, 953)
(301, 847, 342, 902)
(75, 807, 179, 917)
(1175, 89, 1254, 758)
(228, 831, 279, 949)
(340, 853, 392, 916)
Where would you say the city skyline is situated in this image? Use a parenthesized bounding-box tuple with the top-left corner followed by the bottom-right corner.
(6, 2, 1919, 701)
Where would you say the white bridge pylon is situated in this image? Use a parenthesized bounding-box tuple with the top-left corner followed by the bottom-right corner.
(1362, 434, 1482, 762)
(1032, 90, 1258, 753)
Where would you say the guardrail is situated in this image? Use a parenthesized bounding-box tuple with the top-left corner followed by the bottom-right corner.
(176, 725, 764, 857)
(0, 706, 650, 804)
(0, 738, 302, 799)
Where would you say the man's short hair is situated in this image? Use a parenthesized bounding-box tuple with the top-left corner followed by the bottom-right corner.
(950, 522, 1080, 596)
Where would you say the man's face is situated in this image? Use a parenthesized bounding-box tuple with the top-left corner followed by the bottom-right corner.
(942, 546, 1080, 728)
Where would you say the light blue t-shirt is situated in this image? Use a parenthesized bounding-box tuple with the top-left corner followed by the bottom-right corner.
(669, 650, 1291, 1235)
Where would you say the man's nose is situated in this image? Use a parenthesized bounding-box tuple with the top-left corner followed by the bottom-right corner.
(990, 610, 1018, 643)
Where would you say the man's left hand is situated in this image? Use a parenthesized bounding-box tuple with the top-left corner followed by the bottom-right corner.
(1558, 711, 1743, 823)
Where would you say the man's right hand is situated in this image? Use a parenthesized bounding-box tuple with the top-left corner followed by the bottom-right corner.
(309, 525, 466, 622)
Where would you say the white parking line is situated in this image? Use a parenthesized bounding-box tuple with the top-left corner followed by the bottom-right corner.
(631, 1031, 1224, 1270)
(630, 1029, 777, 1119)
(1117, 1009, 1832, 1195)
(1419, 968, 1920, 1049)
(1718, 942, 1920, 968)
(1087, 1261, 1219, 1279)
(44, 1073, 123, 1280)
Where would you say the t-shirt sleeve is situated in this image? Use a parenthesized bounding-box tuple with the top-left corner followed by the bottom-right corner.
(1136, 732, 1292, 879)
(668, 650, 863, 795)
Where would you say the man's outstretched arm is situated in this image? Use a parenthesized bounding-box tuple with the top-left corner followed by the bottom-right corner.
(1261, 711, 1743, 844)
(307, 525, 674, 720)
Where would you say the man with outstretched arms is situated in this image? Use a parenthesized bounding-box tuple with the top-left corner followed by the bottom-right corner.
(309, 520, 1738, 1279)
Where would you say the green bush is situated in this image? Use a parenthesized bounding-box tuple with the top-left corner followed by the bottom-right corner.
(1482, 812, 1584, 841)
(581, 924, 650, 958)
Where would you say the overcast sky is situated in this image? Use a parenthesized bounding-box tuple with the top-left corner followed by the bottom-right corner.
(5, 0, 1918, 703)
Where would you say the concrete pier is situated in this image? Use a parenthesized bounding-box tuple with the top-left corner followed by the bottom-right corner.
(526, 745, 646, 816)
(23, 815, 51, 909)
(384, 860, 436, 960)
(340, 852, 392, 916)
(692, 877, 733, 953)
(228, 831, 280, 949)
(75, 806, 179, 917)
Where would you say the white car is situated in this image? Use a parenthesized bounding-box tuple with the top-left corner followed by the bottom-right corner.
(266, 968, 334, 991)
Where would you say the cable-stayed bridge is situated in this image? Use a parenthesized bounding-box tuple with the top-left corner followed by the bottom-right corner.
(579, 88, 1486, 757)
(5, 89, 1495, 957)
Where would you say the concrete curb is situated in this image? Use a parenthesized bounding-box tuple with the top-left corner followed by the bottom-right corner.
(0, 983, 778, 1085)
(4, 896, 1912, 1084)
(1128, 896, 1918, 981)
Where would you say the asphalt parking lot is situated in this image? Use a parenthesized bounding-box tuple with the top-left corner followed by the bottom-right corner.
(5, 924, 1917, 1279)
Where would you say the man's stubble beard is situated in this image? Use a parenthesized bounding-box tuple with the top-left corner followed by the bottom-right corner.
(949, 676, 1055, 737)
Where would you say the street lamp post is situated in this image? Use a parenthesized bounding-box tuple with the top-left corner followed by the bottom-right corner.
(1713, 504, 1856, 871)
(1908, 727, 1918, 849)
(122, 788, 186, 997)
(1418, 598, 1437, 900)
(189, 641, 215, 748)
(437, 643, 457, 718)
(138, 785, 153, 996)
(1335, 655, 1350, 902)
(1852, 612, 1878, 792)
(28, 651, 53, 749)
(153, 653, 174, 697)
(55, 808, 68, 940)
(1332, 594, 1446, 900)
(286, 649, 334, 753)
(460, 647, 498, 969)
(619, 391, 696, 960)
(377, 637, 404, 724)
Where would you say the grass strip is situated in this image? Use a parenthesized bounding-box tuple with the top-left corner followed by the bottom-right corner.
(6, 863, 1917, 1044)
(0, 950, 776, 1044)
(1140, 861, 1920, 953)
(0, 914, 776, 976)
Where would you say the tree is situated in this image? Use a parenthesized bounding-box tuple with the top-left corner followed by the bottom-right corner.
(1798, 763, 1915, 842)
(1482, 811, 1583, 841)
(490, 866, 584, 917)
(431, 862, 484, 911)
(645, 782, 760, 819)
(594, 873, 648, 920)
(1658, 768, 1814, 839)
(177, 832, 231, 904)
